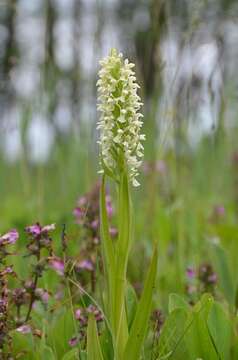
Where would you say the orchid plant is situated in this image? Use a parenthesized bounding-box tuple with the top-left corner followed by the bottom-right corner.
(96, 48, 158, 360)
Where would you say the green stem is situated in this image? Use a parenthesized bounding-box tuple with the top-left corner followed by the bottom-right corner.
(100, 176, 116, 333)
(114, 171, 131, 359)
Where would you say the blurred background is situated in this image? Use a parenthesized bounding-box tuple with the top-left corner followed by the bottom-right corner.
(1, 0, 238, 292)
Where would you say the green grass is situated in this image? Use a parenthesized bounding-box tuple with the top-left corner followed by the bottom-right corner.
(1, 120, 238, 358)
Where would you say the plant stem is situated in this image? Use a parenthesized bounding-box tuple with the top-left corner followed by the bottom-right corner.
(25, 250, 41, 322)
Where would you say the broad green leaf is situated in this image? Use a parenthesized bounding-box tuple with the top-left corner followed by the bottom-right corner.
(157, 308, 189, 360)
(185, 294, 218, 360)
(11, 330, 35, 359)
(207, 302, 232, 360)
(213, 244, 235, 306)
(62, 348, 80, 360)
(87, 314, 104, 360)
(168, 293, 190, 313)
(123, 244, 158, 360)
(35, 346, 55, 360)
(48, 307, 75, 357)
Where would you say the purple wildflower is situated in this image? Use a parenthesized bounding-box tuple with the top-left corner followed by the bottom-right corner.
(16, 325, 31, 334)
(0, 229, 19, 246)
(25, 223, 55, 237)
(25, 223, 41, 236)
(48, 257, 64, 276)
(87, 304, 103, 322)
(42, 224, 56, 233)
(214, 205, 225, 217)
(78, 196, 87, 206)
(69, 337, 79, 347)
(109, 227, 118, 237)
(0, 266, 15, 277)
(106, 195, 114, 217)
(91, 219, 99, 230)
(35, 288, 50, 303)
(186, 267, 195, 279)
(77, 259, 94, 272)
(155, 160, 167, 174)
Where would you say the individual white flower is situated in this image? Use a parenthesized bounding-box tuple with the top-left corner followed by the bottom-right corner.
(97, 49, 145, 186)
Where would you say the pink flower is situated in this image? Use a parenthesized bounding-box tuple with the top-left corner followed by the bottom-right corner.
(109, 227, 118, 237)
(0, 266, 14, 277)
(75, 308, 87, 326)
(155, 160, 167, 174)
(73, 207, 85, 223)
(75, 308, 82, 320)
(87, 305, 103, 322)
(35, 288, 50, 303)
(106, 195, 113, 217)
(78, 196, 87, 206)
(186, 267, 195, 279)
(0, 229, 19, 245)
(91, 219, 99, 230)
(42, 224, 56, 232)
(25, 224, 41, 236)
(25, 223, 56, 237)
(69, 337, 79, 347)
(48, 257, 64, 276)
(77, 260, 94, 272)
(16, 325, 31, 334)
(214, 205, 225, 217)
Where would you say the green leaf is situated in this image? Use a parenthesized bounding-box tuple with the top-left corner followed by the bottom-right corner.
(35, 346, 55, 360)
(168, 293, 190, 313)
(11, 331, 35, 359)
(126, 284, 138, 329)
(157, 308, 189, 359)
(213, 244, 235, 307)
(207, 302, 232, 360)
(87, 314, 104, 360)
(47, 307, 75, 357)
(123, 244, 158, 360)
(62, 348, 80, 360)
(185, 294, 217, 360)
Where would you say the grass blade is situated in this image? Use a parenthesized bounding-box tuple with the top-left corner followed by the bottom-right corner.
(87, 314, 104, 360)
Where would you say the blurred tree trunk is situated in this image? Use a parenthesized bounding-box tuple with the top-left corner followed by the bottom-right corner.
(71, 0, 81, 126)
(1, 0, 18, 105)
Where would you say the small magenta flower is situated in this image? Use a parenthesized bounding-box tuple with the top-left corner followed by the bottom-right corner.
(75, 308, 82, 320)
(16, 324, 31, 334)
(69, 337, 79, 347)
(109, 227, 118, 237)
(25, 224, 41, 236)
(77, 259, 94, 272)
(97, 48, 144, 186)
(186, 267, 196, 279)
(214, 205, 225, 217)
(25, 223, 55, 236)
(42, 224, 56, 232)
(35, 288, 50, 303)
(106, 195, 114, 217)
(0, 229, 19, 246)
(91, 219, 99, 230)
(48, 257, 64, 276)
(73, 207, 85, 223)
(75, 308, 87, 326)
